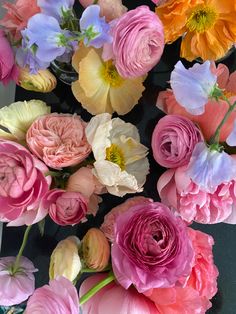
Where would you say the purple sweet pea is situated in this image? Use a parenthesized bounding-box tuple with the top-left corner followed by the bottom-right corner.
(37, 0, 75, 22)
(170, 61, 217, 115)
(80, 5, 112, 48)
(226, 121, 236, 147)
(187, 142, 236, 193)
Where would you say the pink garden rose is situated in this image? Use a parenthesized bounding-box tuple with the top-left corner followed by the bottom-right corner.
(25, 276, 79, 314)
(151, 115, 202, 168)
(0, 140, 51, 226)
(42, 189, 88, 226)
(80, 273, 160, 314)
(111, 201, 194, 293)
(157, 167, 236, 224)
(26, 113, 91, 169)
(0, 256, 37, 306)
(0, 30, 18, 85)
(103, 6, 164, 78)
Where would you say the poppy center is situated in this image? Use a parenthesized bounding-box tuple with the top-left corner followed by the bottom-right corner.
(186, 6, 218, 33)
(101, 61, 124, 87)
(106, 144, 125, 170)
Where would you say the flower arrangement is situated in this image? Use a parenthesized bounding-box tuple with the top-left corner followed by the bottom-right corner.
(0, 0, 236, 313)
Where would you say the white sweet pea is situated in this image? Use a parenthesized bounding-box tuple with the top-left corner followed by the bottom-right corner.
(86, 113, 149, 196)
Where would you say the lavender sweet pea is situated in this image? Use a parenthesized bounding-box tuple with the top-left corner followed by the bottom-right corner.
(37, 0, 75, 22)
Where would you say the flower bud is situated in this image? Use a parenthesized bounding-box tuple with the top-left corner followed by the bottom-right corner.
(49, 236, 81, 282)
(82, 228, 110, 271)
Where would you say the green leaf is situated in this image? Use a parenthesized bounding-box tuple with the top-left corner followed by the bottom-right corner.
(38, 219, 45, 237)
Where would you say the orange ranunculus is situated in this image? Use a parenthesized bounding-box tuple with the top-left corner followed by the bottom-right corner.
(156, 0, 236, 61)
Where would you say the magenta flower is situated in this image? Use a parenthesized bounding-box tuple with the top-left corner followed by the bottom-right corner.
(111, 201, 194, 293)
(0, 256, 37, 306)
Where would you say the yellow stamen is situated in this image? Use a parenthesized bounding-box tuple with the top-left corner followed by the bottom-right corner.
(101, 61, 124, 87)
(106, 143, 125, 170)
(186, 5, 218, 33)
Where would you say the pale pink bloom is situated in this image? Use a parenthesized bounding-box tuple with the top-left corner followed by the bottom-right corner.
(157, 167, 236, 224)
(25, 276, 79, 314)
(42, 189, 88, 226)
(151, 115, 202, 168)
(0, 140, 51, 226)
(100, 196, 152, 242)
(103, 6, 164, 78)
(0, 256, 37, 306)
(0, 30, 18, 85)
(26, 113, 91, 169)
(112, 201, 194, 293)
(80, 273, 160, 314)
(67, 166, 105, 216)
(0, 0, 40, 41)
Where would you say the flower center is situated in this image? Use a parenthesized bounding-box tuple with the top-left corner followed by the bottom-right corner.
(101, 61, 124, 87)
(106, 143, 125, 170)
(186, 6, 218, 33)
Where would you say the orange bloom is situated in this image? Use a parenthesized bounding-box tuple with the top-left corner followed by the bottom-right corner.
(156, 0, 236, 61)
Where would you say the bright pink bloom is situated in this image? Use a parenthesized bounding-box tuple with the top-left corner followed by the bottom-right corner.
(111, 201, 194, 293)
(0, 140, 51, 226)
(25, 276, 79, 314)
(0, 256, 37, 306)
(157, 167, 236, 224)
(0, 0, 40, 41)
(100, 196, 152, 242)
(0, 30, 18, 85)
(103, 6, 164, 78)
(151, 115, 202, 168)
(80, 273, 160, 314)
(26, 113, 91, 169)
(42, 189, 88, 226)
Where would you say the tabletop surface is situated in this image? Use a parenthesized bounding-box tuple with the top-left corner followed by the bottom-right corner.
(1, 1, 236, 313)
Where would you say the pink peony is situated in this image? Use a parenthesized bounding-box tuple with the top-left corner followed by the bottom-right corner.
(80, 273, 160, 314)
(100, 196, 153, 242)
(25, 276, 79, 314)
(103, 6, 164, 78)
(0, 256, 37, 306)
(42, 189, 88, 226)
(157, 167, 236, 224)
(26, 113, 91, 169)
(151, 115, 202, 168)
(111, 201, 194, 293)
(0, 0, 40, 41)
(0, 140, 51, 226)
(0, 30, 18, 85)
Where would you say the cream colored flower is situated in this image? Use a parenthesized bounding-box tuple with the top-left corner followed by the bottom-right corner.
(86, 113, 149, 196)
(0, 100, 50, 141)
(71, 46, 145, 115)
(49, 236, 81, 282)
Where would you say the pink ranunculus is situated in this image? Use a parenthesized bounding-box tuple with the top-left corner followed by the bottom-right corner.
(42, 189, 88, 226)
(100, 196, 153, 242)
(111, 201, 194, 293)
(25, 276, 79, 314)
(103, 6, 164, 78)
(0, 140, 51, 226)
(0, 0, 40, 41)
(26, 113, 91, 169)
(0, 256, 37, 306)
(80, 273, 160, 314)
(157, 167, 236, 224)
(0, 30, 18, 85)
(151, 115, 202, 168)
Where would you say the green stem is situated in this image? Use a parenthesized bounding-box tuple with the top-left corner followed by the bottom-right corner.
(13, 225, 32, 273)
(79, 272, 115, 305)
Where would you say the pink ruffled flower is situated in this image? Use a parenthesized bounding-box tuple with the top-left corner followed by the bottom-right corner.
(157, 167, 236, 224)
(100, 196, 153, 242)
(151, 115, 202, 168)
(0, 30, 18, 85)
(26, 113, 91, 169)
(42, 189, 88, 226)
(103, 6, 164, 78)
(80, 273, 160, 314)
(0, 140, 51, 226)
(25, 276, 79, 314)
(112, 201, 194, 293)
(0, 256, 37, 306)
(0, 0, 40, 41)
